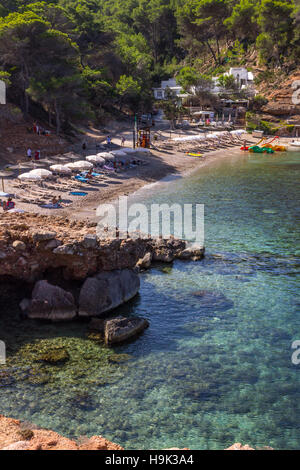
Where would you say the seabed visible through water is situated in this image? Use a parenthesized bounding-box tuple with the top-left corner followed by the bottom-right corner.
(0, 151, 299, 450)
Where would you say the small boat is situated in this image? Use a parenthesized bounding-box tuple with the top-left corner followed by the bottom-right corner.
(288, 141, 300, 151)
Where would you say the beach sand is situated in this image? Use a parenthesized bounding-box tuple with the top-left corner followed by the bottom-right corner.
(3, 130, 289, 222)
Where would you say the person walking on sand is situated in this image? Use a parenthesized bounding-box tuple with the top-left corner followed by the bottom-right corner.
(27, 148, 32, 160)
(107, 136, 112, 149)
(34, 150, 40, 161)
(121, 136, 125, 147)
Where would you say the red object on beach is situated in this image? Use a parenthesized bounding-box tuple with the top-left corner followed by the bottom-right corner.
(240, 146, 249, 151)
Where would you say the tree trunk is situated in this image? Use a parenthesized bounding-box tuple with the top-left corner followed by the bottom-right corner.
(54, 99, 61, 135)
(203, 40, 218, 66)
(23, 62, 30, 115)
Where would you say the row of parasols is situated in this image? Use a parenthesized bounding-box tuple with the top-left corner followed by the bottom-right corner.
(18, 147, 151, 181)
(172, 129, 245, 143)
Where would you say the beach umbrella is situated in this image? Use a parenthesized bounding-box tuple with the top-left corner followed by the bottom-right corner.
(123, 148, 136, 154)
(86, 155, 105, 164)
(64, 162, 77, 170)
(71, 160, 93, 170)
(50, 164, 72, 174)
(18, 172, 42, 181)
(29, 169, 53, 179)
(111, 150, 127, 157)
(99, 153, 115, 161)
(65, 161, 93, 170)
(97, 152, 114, 159)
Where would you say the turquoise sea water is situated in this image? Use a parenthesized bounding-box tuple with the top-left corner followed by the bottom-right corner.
(0, 151, 299, 449)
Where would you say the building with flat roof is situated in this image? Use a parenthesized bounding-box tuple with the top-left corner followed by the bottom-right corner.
(153, 67, 255, 101)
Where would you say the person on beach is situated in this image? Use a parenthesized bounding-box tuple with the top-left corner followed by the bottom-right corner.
(82, 141, 87, 151)
(27, 148, 32, 160)
(34, 150, 40, 161)
(5, 198, 15, 211)
(86, 169, 93, 180)
(51, 195, 62, 208)
(107, 136, 112, 148)
(121, 136, 125, 146)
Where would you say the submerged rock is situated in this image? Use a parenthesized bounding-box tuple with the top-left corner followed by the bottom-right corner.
(104, 316, 149, 345)
(108, 353, 132, 364)
(79, 269, 140, 317)
(38, 347, 69, 365)
(178, 246, 205, 261)
(28, 280, 77, 322)
(191, 290, 234, 312)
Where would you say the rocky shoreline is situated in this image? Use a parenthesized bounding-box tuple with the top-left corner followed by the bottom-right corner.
(0, 211, 204, 342)
(0, 415, 264, 451)
(0, 213, 204, 282)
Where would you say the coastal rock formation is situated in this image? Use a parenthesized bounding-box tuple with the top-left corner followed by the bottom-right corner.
(79, 269, 140, 317)
(225, 443, 255, 451)
(0, 415, 123, 451)
(104, 316, 150, 344)
(0, 213, 204, 282)
(136, 252, 152, 270)
(28, 280, 77, 321)
(0, 412, 270, 451)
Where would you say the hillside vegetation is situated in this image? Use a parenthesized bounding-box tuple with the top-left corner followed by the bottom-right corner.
(0, 0, 299, 132)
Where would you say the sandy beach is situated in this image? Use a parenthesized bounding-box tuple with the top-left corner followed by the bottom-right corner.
(2, 129, 292, 222)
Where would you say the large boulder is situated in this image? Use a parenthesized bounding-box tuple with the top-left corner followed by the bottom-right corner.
(79, 269, 140, 317)
(28, 280, 77, 322)
(104, 316, 149, 345)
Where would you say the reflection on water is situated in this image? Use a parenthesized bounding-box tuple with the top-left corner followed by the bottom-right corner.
(0, 151, 299, 449)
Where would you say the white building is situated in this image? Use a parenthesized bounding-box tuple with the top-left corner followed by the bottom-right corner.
(153, 68, 255, 101)
(153, 78, 183, 100)
(212, 67, 255, 94)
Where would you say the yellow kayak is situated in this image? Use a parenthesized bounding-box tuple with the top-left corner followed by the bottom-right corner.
(186, 153, 204, 157)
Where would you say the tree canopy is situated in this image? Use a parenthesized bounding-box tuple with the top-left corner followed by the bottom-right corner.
(0, 0, 298, 131)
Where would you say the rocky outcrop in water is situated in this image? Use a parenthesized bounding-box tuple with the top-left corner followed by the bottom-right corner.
(0, 415, 123, 451)
(0, 213, 204, 282)
(104, 316, 149, 344)
(79, 269, 140, 317)
(20, 269, 140, 323)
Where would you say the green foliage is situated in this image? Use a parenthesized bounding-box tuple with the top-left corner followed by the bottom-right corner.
(250, 94, 268, 111)
(218, 74, 237, 90)
(0, 0, 299, 130)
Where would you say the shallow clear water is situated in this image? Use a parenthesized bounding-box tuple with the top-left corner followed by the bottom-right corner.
(0, 151, 299, 449)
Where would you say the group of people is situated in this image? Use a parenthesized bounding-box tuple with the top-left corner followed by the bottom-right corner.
(27, 148, 41, 161)
(33, 123, 50, 136)
(0, 197, 15, 211)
